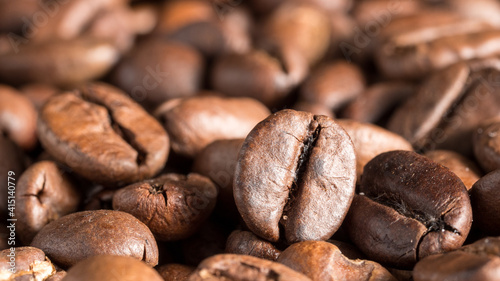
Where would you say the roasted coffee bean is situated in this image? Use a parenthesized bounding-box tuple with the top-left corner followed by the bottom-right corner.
(345, 150, 472, 268)
(341, 81, 414, 124)
(375, 12, 500, 79)
(0, 37, 119, 87)
(0, 136, 26, 218)
(388, 59, 500, 155)
(424, 149, 482, 190)
(187, 254, 312, 281)
(193, 139, 244, 218)
(470, 169, 500, 235)
(113, 173, 217, 241)
(0, 246, 56, 280)
(414, 237, 500, 281)
(63, 255, 164, 281)
(234, 109, 356, 243)
(156, 264, 195, 281)
(0, 0, 40, 33)
(0, 84, 37, 150)
(299, 61, 365, 111)
(292, 101, 334, 118)
(113, 39, 204, 109)
(278, 241, 396, 281)
(327, 240, 366, 260)
(37, 82, 169, 185)
(155, 95, 269, 158)
(20, 83, 59, 111)
(31, 210, 158, 268)
(337, 119, 413, 182)
(17, 161, 80, 244)
(473, 117, 500, 172)
(225, 230, 282, 261)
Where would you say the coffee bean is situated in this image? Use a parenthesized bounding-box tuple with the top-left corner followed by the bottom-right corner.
(0, 246, 56, 280)
(31, 210, 158, 268)
(112, 173, 217, 241)
(473, 117, 500, 172)
(113, 39, 204, 109)
(20, 83, 59, 111)
(156, 264, 194, 281)
(278, 241, 396, 281)
(234, 109, 356, 243)
(155, 95, 269, 158)
(37, 82, 169, 185)
(345, 150, 472, 268)
(0, 136, 26, 218)
(424, 149, 482, 190)
(337, 119, 413, 182)
(187, 254, 312, 281)
(225, 230, 282, 261)
(17, 161, 80, 244)
(413, 237, 500, 281)
(63, 255, 163, 281)
(292, 101, 334, 118)
(0, 84, 37, 150)
(388, 59, 500, 155)
(299, 61, 365, 111)
(470, 169, 500, 235)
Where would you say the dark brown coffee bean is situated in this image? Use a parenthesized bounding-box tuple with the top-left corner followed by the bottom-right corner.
(424, 149, 482, 190)
(414, 237, 500, 281)
(375, 12, 500, 79)
(278, 241, 396, 281)
(112, 173, 217, 241)
(299, 61, 365, 111)
(187, 254, 312, 281)
(473, 117, 500, 172)
(341, 81, 414, 124)
(345, 150, 472, 268)
(0, 136, 26, 218)
(17, 161, 80, 244)
(113, 39, 204, 109)
(37, 82, 169, 185)
(155, 95, 269, 158)
(470, 169, 500, 235)
(225, 230, 282, 261)
(234, 109, 356, 243)
(31, 210, 159, 268)
(0, 84, 37, 150)
(388, 59, 500, 155)
(0, 246, 56, 280)
(156, 264, 195, 281)
(337, 119, 413, 182)
(0, 37, 119, 87)
(63, 255, 163, 281)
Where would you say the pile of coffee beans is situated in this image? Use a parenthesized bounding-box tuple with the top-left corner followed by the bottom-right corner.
(2, 0, 500, 280)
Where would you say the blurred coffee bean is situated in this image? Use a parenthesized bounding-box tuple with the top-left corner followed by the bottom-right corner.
(0, 84, 37, 150)
(470, 170, 500, 235)
(424, 149, 482, 190)
(473, 117, 500, 172)
(292, 102, 334, 118)
(155, 95, 269, 158)
(0, 246, 56, 280)
(388, 59, 500, 155)
(336, 119, 413, 182)
(192, 139, 244, 218)
(31, 210, 159, 268)
(0, 37, 120, 87)
(20, 83, 59, 110)
(413, 237, 500, 281)
(187, 254, 312, 281)
(0, 0, 40, 33)
(277, 241, 396, 281)
(113, 39, 204, 109)
(17, 161, 80, 244)
(0, 136, 26, 218)
(234, 109, 356, 243)
(156, 264, 194, 281)
(341, 81, 414, 124)
(37, 82, 169, 186)
(63, 255, 164, 281)
(225, 230, 282, 261)
(345, 151, 472, 268)
(375, 12, 500, 79)
(299, 61, 365, 111)
(113, 173, 217, 241)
